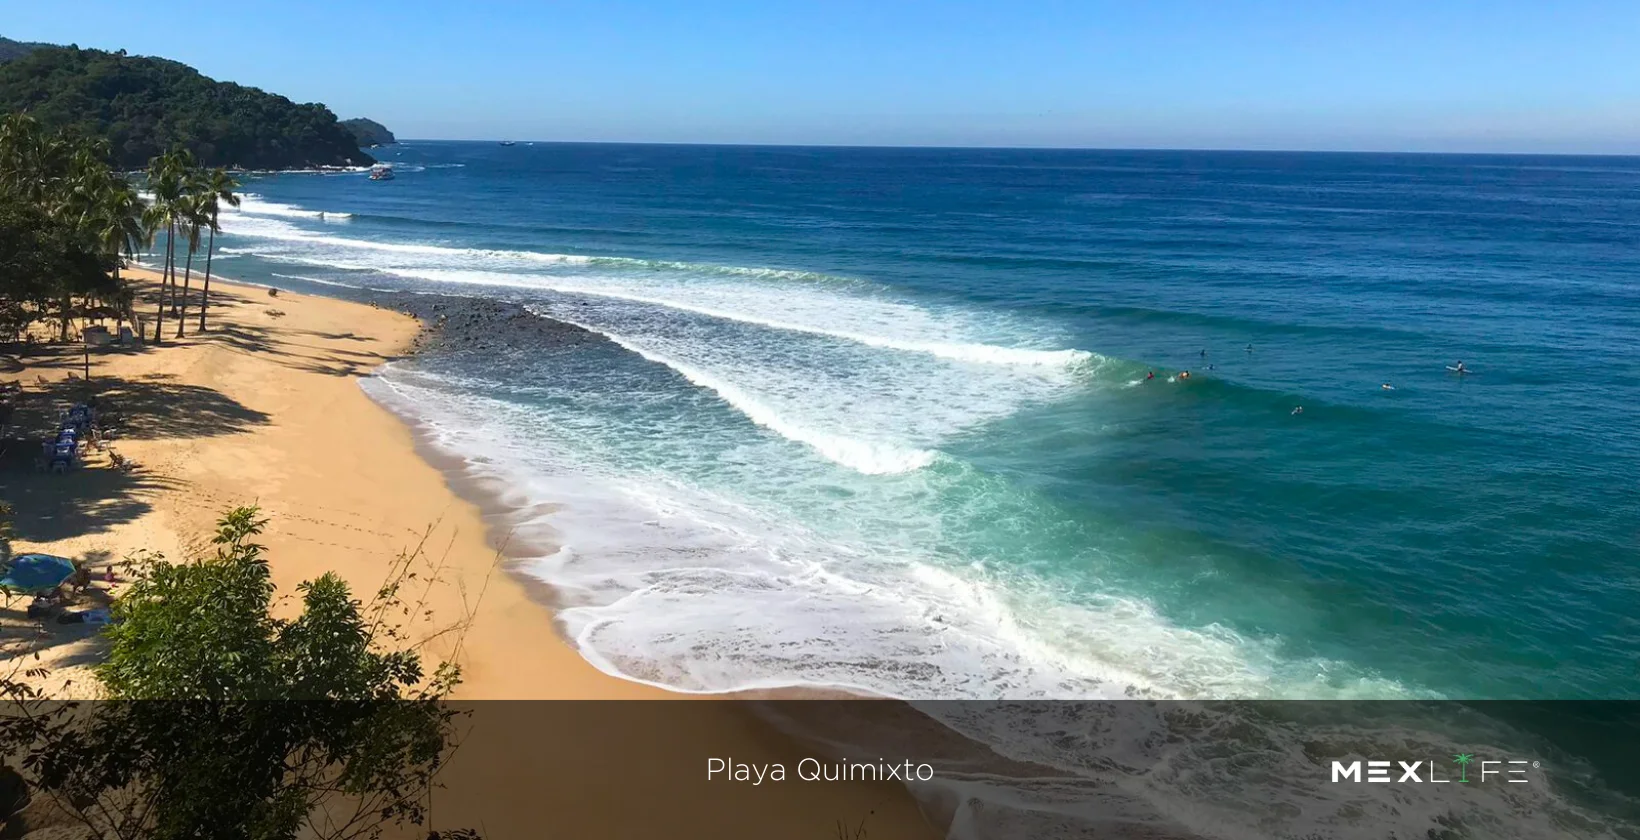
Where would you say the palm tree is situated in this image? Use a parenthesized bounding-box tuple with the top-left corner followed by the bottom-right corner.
(63, 142, 146, 338)
(1451, 753, 1474, 783)
(2, 120, 143, 344)
(0, 113, 71, 205)
(0, 113, 43, 199)
(81, 182, 146, 335)
(195, 167, 239, 332)
(174, 187, 206, 337)
(143, 148, 194, 344)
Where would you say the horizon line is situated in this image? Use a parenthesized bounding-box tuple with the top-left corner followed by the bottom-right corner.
(392, 138, 1640, 159)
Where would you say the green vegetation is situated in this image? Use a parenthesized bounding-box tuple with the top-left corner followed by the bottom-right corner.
(0, 111, 242, 344)
(0, 36, 46, 63)
(0, 195, 116, 340)
(0, 44, 374, 170)
(0, 114, 125, 341)
(340, 117, 396, 147)
(1, 507, 475, 838)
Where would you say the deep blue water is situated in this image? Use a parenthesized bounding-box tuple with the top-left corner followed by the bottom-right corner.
(202, 143, 1640, 700)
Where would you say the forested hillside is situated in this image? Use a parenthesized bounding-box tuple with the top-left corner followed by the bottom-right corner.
(0, 44, 374, 169)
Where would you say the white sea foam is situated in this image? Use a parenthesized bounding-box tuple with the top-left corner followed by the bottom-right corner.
(362, 370, 1420, 702)
(214, 211, 1092, 369)
(206, 178, 1633, 838)
(230, 194, 1397, 701)
(233, 193, 353, 220)
(555, 317, 938, 475)
(368, 368, 1628, 838)
(532, 280, 1092, 368)
(216, 207, 1093, 483)
(221, 211, 590, 262)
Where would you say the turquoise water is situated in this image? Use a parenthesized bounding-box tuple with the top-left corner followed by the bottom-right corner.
(202, 144, 1639, 700)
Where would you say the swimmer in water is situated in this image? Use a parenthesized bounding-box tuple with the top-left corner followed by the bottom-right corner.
(1146, 371, 1155, 381)
(1179, 370, 1192, 380)
(1201, 349, 1208, 359)
(1291, 406, 1304, 415)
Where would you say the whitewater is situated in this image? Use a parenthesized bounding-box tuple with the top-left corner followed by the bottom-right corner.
(206, 189, 1426, 706)
(176, 143, 1640, 837)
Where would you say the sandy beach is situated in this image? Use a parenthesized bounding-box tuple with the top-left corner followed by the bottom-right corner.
(0, 270, 937, 838)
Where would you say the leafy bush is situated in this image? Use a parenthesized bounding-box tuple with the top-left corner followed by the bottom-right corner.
(3, 507, 471, 840)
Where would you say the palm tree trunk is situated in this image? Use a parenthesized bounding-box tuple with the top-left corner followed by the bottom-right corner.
(153, 223, 172, 344)
(176, 235, 196, 338)
(199, 227, 215, 331)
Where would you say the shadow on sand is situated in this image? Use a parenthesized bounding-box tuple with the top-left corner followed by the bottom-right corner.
(136, 286, 401, 378)
(0, 361, 269, 544)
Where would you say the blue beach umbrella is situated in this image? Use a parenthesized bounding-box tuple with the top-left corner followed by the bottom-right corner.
(0, 553, 78, 595)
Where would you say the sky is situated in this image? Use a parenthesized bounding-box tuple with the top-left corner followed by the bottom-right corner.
(5, 0, 1638, 152)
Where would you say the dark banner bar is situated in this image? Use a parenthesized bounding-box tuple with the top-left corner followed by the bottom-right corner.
(3, 700, 1637, 838)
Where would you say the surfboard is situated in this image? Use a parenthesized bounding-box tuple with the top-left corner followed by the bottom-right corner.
(1446, 366, 1472, 373)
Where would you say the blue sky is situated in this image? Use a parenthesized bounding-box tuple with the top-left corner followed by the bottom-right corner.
(6, 1, 1637, 152)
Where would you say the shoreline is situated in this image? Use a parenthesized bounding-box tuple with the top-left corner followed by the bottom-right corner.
(1, 270, 939, 838)
(371, 371, 887, 702)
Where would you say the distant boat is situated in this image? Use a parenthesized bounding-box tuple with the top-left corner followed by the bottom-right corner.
(368, 164, 395, 181)
(499, 140, 516, 146)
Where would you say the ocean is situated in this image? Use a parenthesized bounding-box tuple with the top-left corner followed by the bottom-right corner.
(196, 142, 1640, 703)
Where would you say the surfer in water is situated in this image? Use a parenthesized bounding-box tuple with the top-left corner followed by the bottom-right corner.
(1245, 343, 1253, 353)
(1451, 361, 1468, 373)
(1382, 383, 1395, 390)
(1291, 405, 1304, 416)
(1178, 370, 1192, 380)
(1146, 371, 1155, 381)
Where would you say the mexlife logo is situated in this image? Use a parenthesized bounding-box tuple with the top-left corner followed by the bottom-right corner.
(1331, 753, 1538, 783)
